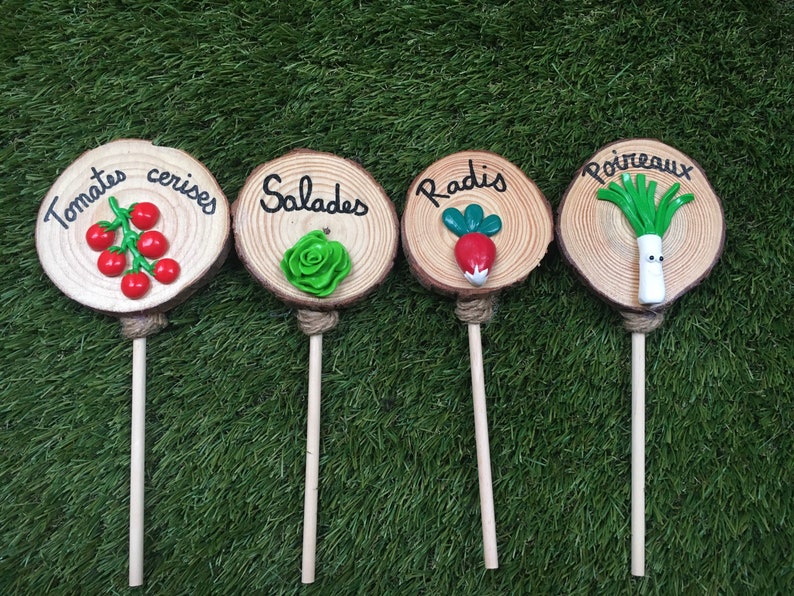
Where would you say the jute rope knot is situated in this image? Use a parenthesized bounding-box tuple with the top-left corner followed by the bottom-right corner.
(455, 295, 496, 324)
(621, 309, 665, 334)
(297, 309, 339, 336)
(120, 312, 168, 339)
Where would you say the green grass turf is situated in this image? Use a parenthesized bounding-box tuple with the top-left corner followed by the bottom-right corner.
(2, 0, 792, 593)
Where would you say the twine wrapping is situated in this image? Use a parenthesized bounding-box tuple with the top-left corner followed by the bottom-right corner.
(297, 309, 339, 336)
(455, 295, 496, 324)
(120, 312, 168, 339)
(621, 309, 665, 334)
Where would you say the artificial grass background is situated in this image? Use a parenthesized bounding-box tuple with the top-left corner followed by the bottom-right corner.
(1, 0, 792, 593)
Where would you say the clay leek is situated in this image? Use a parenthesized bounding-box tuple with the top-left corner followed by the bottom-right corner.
(597, 173, 694, 305)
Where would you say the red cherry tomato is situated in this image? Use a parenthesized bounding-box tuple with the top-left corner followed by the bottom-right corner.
(137, 230, 168, 259)
(97, 249, 126, 277)
(86, 223, 116, 251)
(130, 202, 160, 230)
(121, 272, 151, 299)
(153, 258, 180, 284)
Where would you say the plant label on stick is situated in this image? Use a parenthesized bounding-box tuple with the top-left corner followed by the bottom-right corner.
(35, 138, 231, 586)
(403, 150, 554, 569)
(557, 138, 725, 576)
(232, 149, 399, 584)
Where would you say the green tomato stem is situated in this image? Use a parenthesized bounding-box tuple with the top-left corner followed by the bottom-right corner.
(106, 196, 151, 274)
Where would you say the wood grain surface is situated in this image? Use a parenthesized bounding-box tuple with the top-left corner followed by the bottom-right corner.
(233, 149, 399, 310)
(35, 139, 230, 316)
(402, 150, 553, 298)
(558, 139, 725, 313)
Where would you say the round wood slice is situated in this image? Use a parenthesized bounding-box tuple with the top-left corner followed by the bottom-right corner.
(558, 139, 725, 313)
(402, 150, 553, 298)
(232, 149, 399, 310)
(35, 139, 231, 316)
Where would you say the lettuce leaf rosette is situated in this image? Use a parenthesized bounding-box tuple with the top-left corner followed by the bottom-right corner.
(281, 230, 352, 297)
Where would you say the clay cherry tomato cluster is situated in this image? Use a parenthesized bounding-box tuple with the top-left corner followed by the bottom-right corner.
(85, 197, 181, 299)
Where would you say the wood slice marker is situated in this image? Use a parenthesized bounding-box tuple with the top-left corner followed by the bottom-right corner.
(557, 138, 725, 576)
(232, 149, 399, 583)
(35, 138, 231, 586)
(403, 150, 554, 568)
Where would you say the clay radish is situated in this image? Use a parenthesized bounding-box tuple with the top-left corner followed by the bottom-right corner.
(597, 173, 694, 305)
(442, 204, 502, 287)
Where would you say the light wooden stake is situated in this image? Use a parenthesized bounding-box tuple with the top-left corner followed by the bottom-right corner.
(129, 337, 147, 586)
(467, 322, 498, 568)
(630, 331, 646, 576)
(302, 333, 323, 583)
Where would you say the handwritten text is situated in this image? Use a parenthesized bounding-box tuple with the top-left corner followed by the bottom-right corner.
(582, 150, 693, 184)
(415, 159, 507, 208)
(259, 173, 369, 216)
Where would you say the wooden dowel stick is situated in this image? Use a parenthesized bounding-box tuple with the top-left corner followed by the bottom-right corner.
(467, 323, 498, 569)
(631, 331, 646, 576)
(301, 333, 323, 584)
(129, 337, 146, 587)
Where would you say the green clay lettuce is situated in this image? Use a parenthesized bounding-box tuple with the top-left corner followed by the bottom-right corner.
(281, 230, 352, 297)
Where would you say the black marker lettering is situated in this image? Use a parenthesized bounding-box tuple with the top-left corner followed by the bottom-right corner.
(582, 162, 605, 184)
(43, 195, 68, 229)
(584, 151, 696, 183)
(416, 178, 447, 207)
(418, 160, 508, 207)
(260, 174, 368, 216)
(41, 166, 127, 229)
(146, 167, 217, 215)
